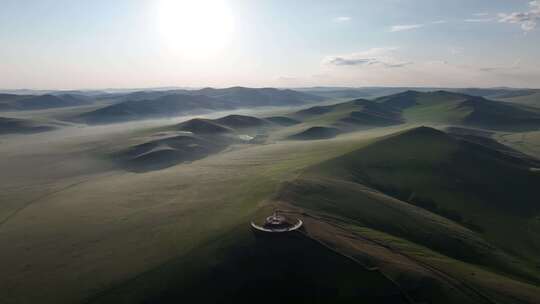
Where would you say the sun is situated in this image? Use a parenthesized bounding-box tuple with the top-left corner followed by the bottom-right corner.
(157, 0, 235, 57)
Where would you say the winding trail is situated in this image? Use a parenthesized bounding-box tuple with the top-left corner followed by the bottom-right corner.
(282, 209, 501, 304)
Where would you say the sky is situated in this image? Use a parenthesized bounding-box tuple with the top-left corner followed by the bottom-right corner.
(0, 0, 539, 89)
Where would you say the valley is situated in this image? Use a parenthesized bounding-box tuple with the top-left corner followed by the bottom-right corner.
(1, 87, 540, 303)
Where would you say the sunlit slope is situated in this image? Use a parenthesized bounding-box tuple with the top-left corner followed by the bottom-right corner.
(285, 90, 540, 141)
(296, 127, 540, 272)
(284, 99, 403, 139)
(293, 99, 403, 128)
(378, 91, 540, 130)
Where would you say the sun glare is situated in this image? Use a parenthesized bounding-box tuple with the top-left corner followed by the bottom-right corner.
(157, 0, 235, 57)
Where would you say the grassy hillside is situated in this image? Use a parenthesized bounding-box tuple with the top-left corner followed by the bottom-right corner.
(264, 116, 301, 126)
(115, 114, 288, 171)
(89, 225, 407, 304)
(294, 99, 402, 127)
(214, 114, 270, 128)
(113, 134, 233, 172)
(287, 126, 342, 140)
(376, 91, 540, 131)
(75, 87, 324, 125)
(284, 90, 540, 141)
(283, 99, 404, 140)
(176, 118, 233, 134)
(297, 127, 540, 274)
(76, 94, 232, 124)
(193, 86, 325, 106)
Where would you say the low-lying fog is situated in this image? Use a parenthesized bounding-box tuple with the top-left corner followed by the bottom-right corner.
(0, 106, 299, 152)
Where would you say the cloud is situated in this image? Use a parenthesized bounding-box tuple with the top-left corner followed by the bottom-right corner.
(498, 1, 540, 31)
(473, 12, 489, 17)
(325, 57, 373, 66)
(323, 47, 412, 68)
(389, 24, 424, 32)
(479, 59, 521, 72)
(465, 18, 492, 22)
(432, 20, 447, 24)
(333, 16, 351, 22)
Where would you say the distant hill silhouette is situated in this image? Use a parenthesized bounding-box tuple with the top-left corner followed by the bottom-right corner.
(0, 94, 92, 111)
(75, 88, 323, 124)
(76, 94, 232, 124)
(0, 117, 56, 134)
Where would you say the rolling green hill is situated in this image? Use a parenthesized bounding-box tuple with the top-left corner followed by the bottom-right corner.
(294, 99, 402, 127)
(264, 116, 301, 126)
(287, 126, 341, 140)
(89, 226, 407, 304)
(260, 126, 540, 303)
(214, 114, 270, 129)
(116, 114, 284, 171)
(377, 91, 540, 130)
(176, 118, 233, 134)
(291, 127, 540, 275)
(76, 94, 233, 124)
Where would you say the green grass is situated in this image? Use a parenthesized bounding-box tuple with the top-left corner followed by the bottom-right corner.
(281, 126, 540, 283)
(346, 225, 540, 304)
(89, 223, 407, 304)
(404, 101, 471, 124)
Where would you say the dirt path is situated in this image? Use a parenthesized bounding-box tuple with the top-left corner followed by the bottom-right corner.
(279, 208, 499, 304)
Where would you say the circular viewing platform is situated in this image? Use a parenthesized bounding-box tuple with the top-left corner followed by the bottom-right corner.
(251, 210, 303, 233)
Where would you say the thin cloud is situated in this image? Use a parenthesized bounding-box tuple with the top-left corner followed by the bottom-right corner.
(473, 12, 489, 17)
(432, 20, 447, 24)
(479, 59, 521, 72)
(325, 57, 373, 66)
(498, 1, 540, 31)
(389, 24, 424, 32)
(323, 48, 412, 68)
(333, 16, 351, 22)
(465, 18, 493, 22)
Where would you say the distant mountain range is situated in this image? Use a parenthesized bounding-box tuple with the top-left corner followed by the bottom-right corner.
(282, 90, 540, 140)
(76, 94, 233, 124)
(0, 93, 93, 111)
(75, 87, 324, 124)
(297, 86, 540, 102)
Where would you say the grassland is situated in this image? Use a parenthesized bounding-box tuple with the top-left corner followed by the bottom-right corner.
(0, 114, 401, 303)
(2, 91, 540, 303)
